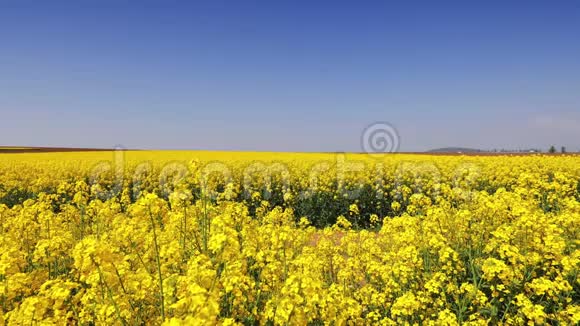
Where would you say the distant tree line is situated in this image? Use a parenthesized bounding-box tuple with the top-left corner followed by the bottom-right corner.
(490, 148, 544, 153)
(485, 146, 574, 153)
(548, 146, 567, 154)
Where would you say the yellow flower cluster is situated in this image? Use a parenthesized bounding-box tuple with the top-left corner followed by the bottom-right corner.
(0, 151, 579, 324)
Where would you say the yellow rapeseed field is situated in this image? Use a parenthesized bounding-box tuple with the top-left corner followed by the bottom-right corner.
(0, 151, 578, 325)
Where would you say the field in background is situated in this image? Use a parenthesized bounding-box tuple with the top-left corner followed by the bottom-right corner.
(1, 146, 576, 155)
(0, 146, 115, 154)
(0, 151, 579, 324)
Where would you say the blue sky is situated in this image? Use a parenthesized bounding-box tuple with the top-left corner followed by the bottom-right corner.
(1, 1, 579, 151)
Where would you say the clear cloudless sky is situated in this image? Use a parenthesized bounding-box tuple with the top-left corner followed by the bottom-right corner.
(1, 0, 580, 152)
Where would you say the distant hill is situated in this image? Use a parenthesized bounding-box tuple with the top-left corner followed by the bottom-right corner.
(426, 147, 483, 153)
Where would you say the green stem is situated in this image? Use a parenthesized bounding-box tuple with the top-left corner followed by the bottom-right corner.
(148, 206, 166, 321)
(95, 260, 127, 325)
